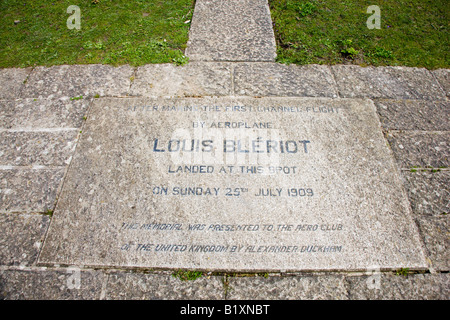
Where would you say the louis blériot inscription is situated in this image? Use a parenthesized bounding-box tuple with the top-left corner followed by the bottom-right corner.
(38, 97, 427, 271)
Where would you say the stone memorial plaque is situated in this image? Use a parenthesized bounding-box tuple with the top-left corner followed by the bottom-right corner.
(39, 97, 427, 271)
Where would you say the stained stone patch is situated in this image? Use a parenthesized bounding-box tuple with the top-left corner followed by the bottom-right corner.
(0, 214, 50, 266)
(386, 131, 449, 169)
(129, 62, 232, 97)
(0, 68, 32, 99)
(0, 99, 90, 129)
(105, 272, 224, 300)
(21, 65, 133, 99)
(39, 97, 427, 272)
(233, 63, 338, 97)
(0, 169, 65, 213)
(331, 65, 445, 100)
(375, 99, 450, 131)
(185, 0, 276, 61)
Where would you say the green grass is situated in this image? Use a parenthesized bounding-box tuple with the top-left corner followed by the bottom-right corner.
(396, 268, 410, 276)
(269, 0, 449, 69)
(0, 0, 195, 68)
(172, 269, 203, 281)
(43, 209, 54, 217)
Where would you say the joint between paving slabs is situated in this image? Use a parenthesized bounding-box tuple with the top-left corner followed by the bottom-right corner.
(128, 67, 138, 96)
(328, 65, 342, 99)
(17, 66, 35, 99)
(230, 63, 235, 95)
(3, 264, 443, 300)
(382, 128, 449, 172)
(326, 65, 341, 99)
(430, 71, 449, 101)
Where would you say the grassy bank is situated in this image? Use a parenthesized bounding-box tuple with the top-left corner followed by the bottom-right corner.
(0, 0, 195, 67)
(269, 0, 449, 69)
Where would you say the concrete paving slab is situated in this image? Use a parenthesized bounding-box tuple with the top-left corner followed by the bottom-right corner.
(346, 273, 449, 299)
(0, 214, 50, 266)
(332, 65, 445, 100)
(226, 275, 348, 300)
(21, 65, 133, 99)
(402, 171, 449, 217)
(105, 272, 224, 300)
(0, 268, 104, 300)
(0, 98, 90, 129)
(386, 131, 449, 169)
(38, 97, 426, 272)
(0, 68, 31, 99)
(0, 131, 79, 166)
(233, 63, 338, 97)
(0, 168, 65, 213)
(129, 62, 232, 97)
(375, 99, 450, 131)
(415, 215, 449, 271)
(185, 0, 276, 61)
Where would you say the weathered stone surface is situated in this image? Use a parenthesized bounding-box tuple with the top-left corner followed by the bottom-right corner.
(346, 273, 449, 299)
(0, 98, 90, 129)
(39, 97, 426, 271)
(227, 275, 348, 299)
(402, 171, 449, 216)
(0, 168, 65, 213)
(0, 131, 79, 166)
(105, 272, 224, 300)
(129, 62, 232, 97)
(233, 63, 338, 97)
(0, 68, 31, 99)
(386, 131, 449, 169)
(0, 268, 104, 300)
(0, 214, 50, 266)
(21, 65, 133, 99)
(332, 65, 445, 100)
(375, 99, 450, 131)
(415, 215, 449, 271)
(185, 0, 276, 61)
(432, 69, 450, 97)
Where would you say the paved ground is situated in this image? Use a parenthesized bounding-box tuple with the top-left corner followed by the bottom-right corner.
(0, 0, 448, 300)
